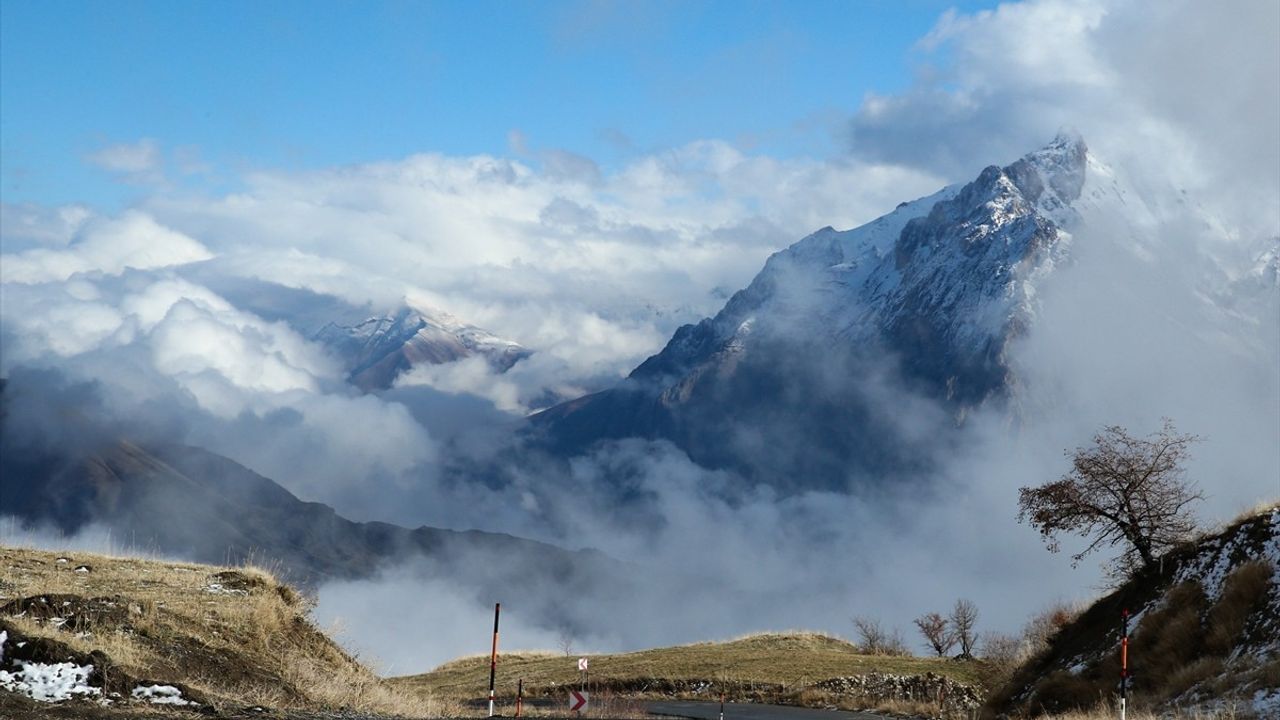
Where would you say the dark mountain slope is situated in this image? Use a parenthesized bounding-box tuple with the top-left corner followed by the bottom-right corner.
(0, 373, 618, 626)
(1, 437, 610, 592)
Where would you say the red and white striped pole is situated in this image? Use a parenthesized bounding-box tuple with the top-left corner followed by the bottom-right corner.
(1119, 608, 1129, 720)
(489, 603, 501, 718)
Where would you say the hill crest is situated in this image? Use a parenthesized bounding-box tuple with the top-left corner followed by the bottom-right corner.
(988, 503, 1280, 718)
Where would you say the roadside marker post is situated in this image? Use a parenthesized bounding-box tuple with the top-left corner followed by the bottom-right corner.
(1119, 608, 1129, 720)
(516, 678, 523, 718)
(719, 691, 725, 720)
(488, 603, 501, 718)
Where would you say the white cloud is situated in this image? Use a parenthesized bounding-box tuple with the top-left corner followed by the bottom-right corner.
(315, 572, 565, 673)
(0, 271, 436, 511)
(396, 356, 525, 414)
(0, 292, 125, 358)
(121, 141, 943, 396)
(148, 300, 324, 410)
(85, 138, 165, 184)
(850, 0, 1280, 240)
(1, 210, 213, 284)
(0, 203, 94, 251)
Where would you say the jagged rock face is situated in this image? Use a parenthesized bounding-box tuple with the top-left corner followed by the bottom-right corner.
(314, 306, 530, 391)
(532, 134, 1089, 489)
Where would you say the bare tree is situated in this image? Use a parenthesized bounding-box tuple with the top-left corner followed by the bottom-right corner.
(852, 616, 910, 656)
(1018, 419, 1203, 574)
(950, 599, 979, 658)
(557, 628, 575, 657)
(913, 612, 956, 657)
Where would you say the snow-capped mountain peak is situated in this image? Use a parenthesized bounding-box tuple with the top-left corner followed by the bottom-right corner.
(533, 134, 1127, 483)
(531, 132, 1276, 492)
(1006, 129, 1089, 224)
(314, 303, 529, 391)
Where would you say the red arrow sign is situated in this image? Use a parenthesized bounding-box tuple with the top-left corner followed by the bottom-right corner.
(569, 690, 589, 712)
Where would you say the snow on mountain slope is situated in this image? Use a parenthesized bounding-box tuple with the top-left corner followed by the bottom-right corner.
(314, 305, 530, 391)
(530, 132, 1263, 488)
(178, 270, 531, 392)
(629, 133, 1114, 402)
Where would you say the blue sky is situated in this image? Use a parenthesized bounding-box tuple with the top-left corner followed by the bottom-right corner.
(1, 0, 995, 209)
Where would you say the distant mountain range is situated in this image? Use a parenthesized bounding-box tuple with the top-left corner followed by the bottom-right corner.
(0, 382, 615, 623)
(314, 305, 529, 391)
(183, 270, 531, 392)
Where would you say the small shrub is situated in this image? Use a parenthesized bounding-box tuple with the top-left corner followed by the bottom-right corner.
(1162, 656, 1223, 700)
(1205, 559, 1273, 655)
(1024, 601, 1082, 654)
(981, 632, 1022, 665)
(1136, 581, 1206, 686)
(980, 632, 1024, 687)
(1030, 670, 1103, 715)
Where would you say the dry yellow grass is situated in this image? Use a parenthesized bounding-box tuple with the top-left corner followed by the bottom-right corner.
(0, 544, 446, 717)
(392, 631, 986, 712)
(1221, 501, 1279, 532)
(1031, 703, 1250, 720)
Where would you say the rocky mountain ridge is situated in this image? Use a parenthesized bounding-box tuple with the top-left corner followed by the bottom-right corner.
(182, 270, 530, 392)
(530, 133, 1131, 487)
(314, 304, 530, 391)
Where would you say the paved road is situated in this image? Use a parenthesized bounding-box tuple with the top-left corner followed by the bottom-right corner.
(647, 701, 889, 720)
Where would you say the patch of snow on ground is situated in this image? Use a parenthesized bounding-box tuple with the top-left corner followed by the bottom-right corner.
(1123, 604, 1150, 634)
(202, 583, 247, 596)
(132, 684, 193, 705)
(0, 661, 100, 702)
(1252, 688, 1280, 718)
(1256, 509, 1280, 657)
(1169, 519, 1256, 603)
(1173, 532, 1239, 603)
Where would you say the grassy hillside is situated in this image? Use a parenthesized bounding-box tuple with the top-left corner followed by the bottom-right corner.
(393, 632, 986, 716)
(0, 544, 439, 718)
(986, 503, 1280, 719)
